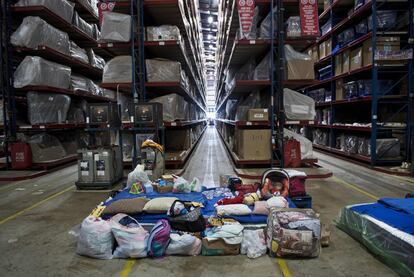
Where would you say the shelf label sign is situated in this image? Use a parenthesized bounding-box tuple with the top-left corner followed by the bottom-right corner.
(98, 1, 116, 24)
(237, 0, 256, 39)
(299, 0, 319, 36)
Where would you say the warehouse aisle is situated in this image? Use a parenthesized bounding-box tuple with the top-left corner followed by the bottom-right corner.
(0, 134, 413, 276)
(182, 125, 234, 187)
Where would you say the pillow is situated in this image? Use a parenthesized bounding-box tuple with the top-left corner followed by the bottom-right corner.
(266, 196, 288, 208)
(252, 201, 270, 215)
(143, 197, 178, 214)
(216, 204, 252, 216)
(102, 197, 149, 215)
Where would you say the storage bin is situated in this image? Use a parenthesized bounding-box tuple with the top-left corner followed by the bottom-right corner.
(290, 194, 312, 209)
(318, 65, 332, 81)
(344, 81, 358, 99)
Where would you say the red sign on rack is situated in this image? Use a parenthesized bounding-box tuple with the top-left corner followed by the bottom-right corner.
(299, 0, 319, 36)
(98, 1, 116, 24)
(237, 0, 256, 39)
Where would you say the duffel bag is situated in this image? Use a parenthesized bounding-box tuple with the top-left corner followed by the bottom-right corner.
(168, 200, 206, 232)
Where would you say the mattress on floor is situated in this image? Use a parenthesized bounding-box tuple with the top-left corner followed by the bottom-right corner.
(336, 202, 414, 277)
(102, 188, 296, 224)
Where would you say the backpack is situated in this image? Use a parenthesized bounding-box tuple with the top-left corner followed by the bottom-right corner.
(147, 219, 171, 257)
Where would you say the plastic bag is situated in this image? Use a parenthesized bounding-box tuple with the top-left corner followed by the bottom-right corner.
(165, 233, 201, 256)
(284, 88, 316, 121)
(173, 176, 191, 193)
(76, 216, 114, 259)
(241, 229, 267, 259)
(190, 177, 201, 192)
(126, 164, 150, 189)
(284, 128, 314, 159)
(110, 214, 149, 259)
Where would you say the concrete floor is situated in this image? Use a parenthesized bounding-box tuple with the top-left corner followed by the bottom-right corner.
(0, 126, 413, 277)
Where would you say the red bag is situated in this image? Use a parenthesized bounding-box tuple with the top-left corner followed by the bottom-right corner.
(10, 142, 32, 169)
(234, 183, 259, 194)
(289, 176, 306, 197)
(284, 139, 301, 168)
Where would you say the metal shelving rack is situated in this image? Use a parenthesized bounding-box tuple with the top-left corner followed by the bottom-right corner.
(98, 0, 207, 170)
(214, 0, 317, 169)
(300, 0, 413, 175)
(1, 0, 113, 170)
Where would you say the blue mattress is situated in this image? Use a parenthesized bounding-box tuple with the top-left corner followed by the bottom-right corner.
(103, 189, 296, 224)
(351, 198, 414, 234)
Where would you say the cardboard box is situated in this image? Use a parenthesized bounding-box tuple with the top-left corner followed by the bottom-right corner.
(236, 129, 271, 160)
(319, 41, 326, 60)
(286, 59, 315, 80)
(342, 50, 350, 73)
(335, 54, 342, 76)
(201, 238, 240, 256)
(161, 174, 174, 182)
(336, 79, 344, 100)
(325, 38, 332, 56)
(362, 37, 400, 66)
(248, 109, 269, 121)
(350, 47, 362, 71)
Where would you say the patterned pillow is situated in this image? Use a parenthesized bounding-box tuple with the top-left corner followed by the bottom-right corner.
(102, 198, 150, 215)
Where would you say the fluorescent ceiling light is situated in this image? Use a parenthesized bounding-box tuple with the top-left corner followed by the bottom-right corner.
(208, 16, 213, 23)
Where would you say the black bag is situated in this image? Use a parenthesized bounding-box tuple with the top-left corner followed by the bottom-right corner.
(168, 200, 206, 232)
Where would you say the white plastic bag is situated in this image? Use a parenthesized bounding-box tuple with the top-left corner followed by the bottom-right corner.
(165, 234, 201, 256)
(110, 213, 149, 259)
(267, 196, 288, 208)
(241, 229, 267, 259)
(76, 216, 114, 259)
(190, 177, 202, 192)
(173, 176, 191, 193)
(126, 164, 149, 189)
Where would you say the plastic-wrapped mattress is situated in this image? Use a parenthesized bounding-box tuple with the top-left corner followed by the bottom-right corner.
(100, 12, 131, 42)
(70, 41, 89, 64)
(14, 56, 71, 89)
(146, 59, 181, 82)
(259, 9, 277, 39)
(27, 133, 67, 163)
(149, 93, 188, 122)
(66, 100, 87, 123)
(336, 203, 414, 277)
(70, 74, 101, 96)
(72, 11, 94, 38)
(254, 53, 270, 80)
(146, 25, 180, 41)
(15, 0, 74, 23)
(284, 88, 316, 121)
(11, 16, 70, 55)
(27, 92, 71, 125)
(102, 56, 132, 83)
(87, 49, 105, 70)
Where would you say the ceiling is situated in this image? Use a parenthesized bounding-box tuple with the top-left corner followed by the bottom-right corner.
(198, 0, 218, 83)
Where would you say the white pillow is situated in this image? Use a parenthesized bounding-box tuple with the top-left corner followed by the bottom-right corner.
(216, 204, 252, 216)
(143, 197, 178, 214)
(266, 196, 288, 208)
